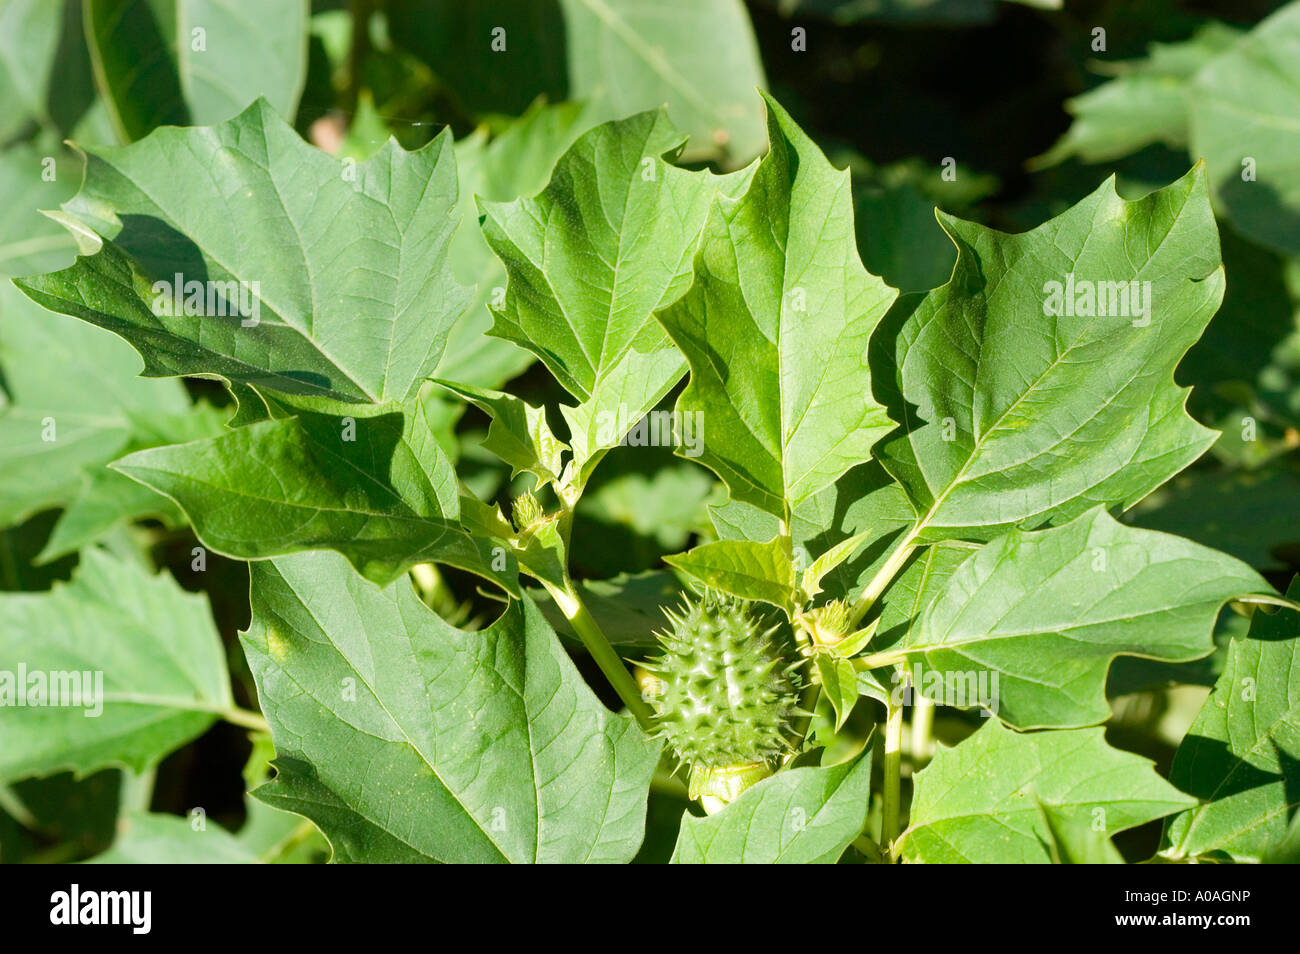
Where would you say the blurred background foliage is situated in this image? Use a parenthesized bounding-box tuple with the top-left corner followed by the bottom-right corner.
(1, 0, 1298, 862)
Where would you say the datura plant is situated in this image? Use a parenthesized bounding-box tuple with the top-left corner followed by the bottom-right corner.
(4, 12, 1300, 865)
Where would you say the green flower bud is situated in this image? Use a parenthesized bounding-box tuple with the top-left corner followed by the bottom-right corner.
(510, 491, 545, 532)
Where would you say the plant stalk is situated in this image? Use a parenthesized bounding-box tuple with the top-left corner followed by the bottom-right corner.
(852, 649, 909, 671)
(911, 695, 935, 764)
(0, 785, 36, 829)
(221, 706, 270, 733)
(848, 527, 919, 627)
(852, 834, 885, 863)
(119, 767, 157, 813)
(881, 689, 905, 856)
(345, 0, 374, 114)
(553, 581, 655, 731)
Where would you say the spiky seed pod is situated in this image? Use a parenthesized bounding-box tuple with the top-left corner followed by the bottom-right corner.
(645, 591, 800, 784)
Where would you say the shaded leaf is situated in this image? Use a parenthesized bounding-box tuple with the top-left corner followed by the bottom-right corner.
(89, 811, 260, 864)
(1036, 797, 1124, 864)
(440, 100, 589, 389)
(84, 0, 187, 141)
(858, 540, 972, 704)
(37, 402, 229, 562)
(112, 396, 515, 590)
(560, 0, 767, 163)
(573, 459, 717, 577)
(1164, 578, 1300, 862)
(0, 145, 79, 278)
(855, 183, 956, 294)
(17, 99, 470, 405)
(385, 0, 568, 117)
(1032, 24, 1240, 167)
(1263, 810, 1300, 864)
(0, 549, 229, 784)
(872, 541, 975, 653)
(84, 0, 308, 141)
(711, 461, 915, 605)
(1127, 462, 1300, 571)
(815, 654, 859, 732)
(243, 550, 661, 863)
(1191, 5, 1300, 255)
(800, 529, 873, 603)
(432, 380, 567, 484)
(388, 0, 767, 163)
(0, 0, 64, 140)
(0, 283, 192, 528)
(899, 721, 1194, 863)
(176, 0, 308, 126)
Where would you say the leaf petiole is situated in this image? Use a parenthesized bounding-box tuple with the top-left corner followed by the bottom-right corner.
(848, 526, 920, 628)
(221, 707, 271, 733)
(880, 689, 905, 857)
(547, 579, 656, 731)
(852, 649, 910, 671)
(852, 833, 884, 863)
(911, 695, 935, 764)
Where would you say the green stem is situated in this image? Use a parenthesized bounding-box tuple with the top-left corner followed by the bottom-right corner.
(345, 0, 373, 113)
(911, 695, 935, 764)
(221, 706, 270, 733)
(119, 767, 156, 813)
(852, 649, 910, 671)
(554, 581, 655, 731)
(881, 689, 904, 856)
(0, 785, 36, 829)
(848, 526, 919, 628)
(518, 489, 653, 730)
(98, 698, 270, 732)
(852, 834, 884, 863)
